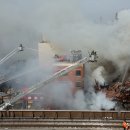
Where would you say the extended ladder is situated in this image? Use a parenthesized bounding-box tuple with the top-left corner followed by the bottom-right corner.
(0, 51, 97, 110)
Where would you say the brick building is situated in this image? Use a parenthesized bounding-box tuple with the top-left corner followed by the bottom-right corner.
(18, 41, 85, 109)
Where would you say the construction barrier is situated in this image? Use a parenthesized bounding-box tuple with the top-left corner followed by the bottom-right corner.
(0, 110, 130, 120)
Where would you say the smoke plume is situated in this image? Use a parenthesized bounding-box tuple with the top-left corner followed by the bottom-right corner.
(0, 1, 130, 110)
(92, 66, 106, 86)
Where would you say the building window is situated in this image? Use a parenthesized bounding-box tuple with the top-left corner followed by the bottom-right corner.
(34, 96, 38, 100)
(75, 70, 81, 76)
(75, 81, 82, 88)
(28, 96, 32, 100)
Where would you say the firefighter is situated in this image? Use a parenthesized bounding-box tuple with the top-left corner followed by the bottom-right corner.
(122, 120, 129, 130)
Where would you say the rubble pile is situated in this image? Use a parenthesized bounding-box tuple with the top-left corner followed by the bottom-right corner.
(95, 81, 130, 110)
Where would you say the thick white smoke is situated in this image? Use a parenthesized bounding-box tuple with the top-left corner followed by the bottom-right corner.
(41, 81, 74, 109)
(90, 92, 115, 110)
(0, 1, 130, 72)
(73, 90, 86, 110)
(92, 66, 106, 86)
(0, 1, 130, 110)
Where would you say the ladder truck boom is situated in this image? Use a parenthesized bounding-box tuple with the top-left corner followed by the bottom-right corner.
(0, 51, 97, 110)
(0, 44, 24, 65)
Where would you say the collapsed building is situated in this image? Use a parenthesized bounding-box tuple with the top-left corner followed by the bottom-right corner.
(13, 41, 129, 110)
(21, 41, 86, 109)
(95, 81, 130, 110)
(0, 40, 130, 110)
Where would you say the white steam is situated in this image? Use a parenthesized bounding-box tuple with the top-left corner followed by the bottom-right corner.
(0, 1, 130, 110)
(41, 81, 73, 109)
(40, 80, 115, 110)
(73, 90, 86, 110)
(90, 92, 115, 110)
(92, 66, 106, 86)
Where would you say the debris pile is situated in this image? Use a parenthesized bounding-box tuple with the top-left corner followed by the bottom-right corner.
(95, 80, 130, 110)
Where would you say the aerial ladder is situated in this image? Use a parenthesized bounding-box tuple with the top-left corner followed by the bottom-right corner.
(0, 43, 37, 66)
(0, 44, 23, 65)
(0, 44, 38, 85)
(0, 50, 98, 110)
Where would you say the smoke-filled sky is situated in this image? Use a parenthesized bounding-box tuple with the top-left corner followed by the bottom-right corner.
(1, 0, 130, 110)
(0, 0, 130, 55)
(0, 0, 130, 65)
(0, 0, 130, 71)
(82, 0, 130, 21)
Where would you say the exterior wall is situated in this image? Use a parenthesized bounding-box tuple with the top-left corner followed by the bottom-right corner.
(18, 63, 85, 109)
(17, 42, 85, 109)
(38, 41, 54, 68)
(55, 64, 85, 95)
